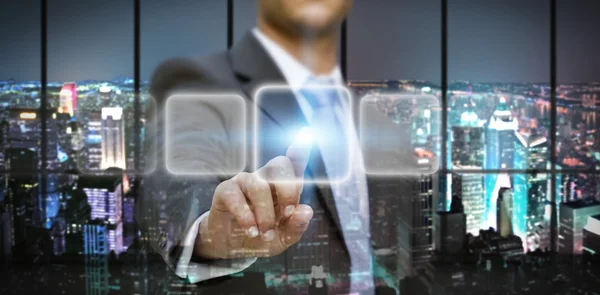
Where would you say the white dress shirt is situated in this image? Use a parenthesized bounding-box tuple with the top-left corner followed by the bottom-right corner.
(176, 28, 373, 292)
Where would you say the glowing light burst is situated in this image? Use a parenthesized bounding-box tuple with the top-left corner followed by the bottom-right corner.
(295, 127, 315, 146)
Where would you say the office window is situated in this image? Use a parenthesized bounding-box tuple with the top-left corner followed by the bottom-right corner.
(448, 0, 550, 172)
(347, 0, 441, 85)
(0, 0, 41, 105)
(556, 0, 600, 172)
(348, 0, 442, 175)
(0, 0, 42, 173)
(141, 0, 227, 174)
(234, 0, 257, 43)
(47, 0, 134, 174)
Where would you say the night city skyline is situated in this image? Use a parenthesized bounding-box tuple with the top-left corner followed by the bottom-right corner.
(1, 1, 600, 294)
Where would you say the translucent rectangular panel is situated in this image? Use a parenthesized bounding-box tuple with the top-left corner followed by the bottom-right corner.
(254, 85, 353, 184)
(359, 93, 441, 175)
(448, 0, 550, 171)
(165, 93, 246, 176)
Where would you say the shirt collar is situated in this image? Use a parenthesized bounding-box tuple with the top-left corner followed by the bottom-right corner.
(252, 28, 343, 87)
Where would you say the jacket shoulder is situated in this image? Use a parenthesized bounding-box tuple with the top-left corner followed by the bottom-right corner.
(149, 51, 237, 102)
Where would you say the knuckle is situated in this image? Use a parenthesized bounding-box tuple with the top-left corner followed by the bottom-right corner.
(249, 175, 270, 194)
(257, 219, 274, 229)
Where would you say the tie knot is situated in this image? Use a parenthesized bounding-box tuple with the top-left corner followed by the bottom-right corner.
(301, 77, 340, 109)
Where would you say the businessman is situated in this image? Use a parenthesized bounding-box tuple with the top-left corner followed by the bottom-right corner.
(139, 0, 430, 293)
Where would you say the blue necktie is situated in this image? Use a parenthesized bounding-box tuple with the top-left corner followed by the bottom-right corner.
(299, 79, 350, 183)
(300, 79, 374, 294)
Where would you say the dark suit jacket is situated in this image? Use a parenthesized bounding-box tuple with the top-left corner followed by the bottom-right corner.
(137, 32, 434, 294)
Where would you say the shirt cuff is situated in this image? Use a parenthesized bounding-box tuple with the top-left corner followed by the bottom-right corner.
(174, 211, 257, 284)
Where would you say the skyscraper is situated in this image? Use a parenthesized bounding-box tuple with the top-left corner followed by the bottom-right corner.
(558, 200, 600, 254)
(497, 187, 514, 238)
(100, 107, 126, 170)
(6, 108, 60, 221)
(485, 97, 518, 227)
(435, 187, 466, 254)
(583, 215, 600, 258)
(0, 206, 12, 259)
(58, 82, 77, 117)
(397, 175, 436, 278)
(451, 169, 484, 236)
(513, 132, 549, 250)
(5, 148, 37, 248)
(451, 126, 484, 168)
(80, 175, 124, 254)
(86, 113, 102, 170)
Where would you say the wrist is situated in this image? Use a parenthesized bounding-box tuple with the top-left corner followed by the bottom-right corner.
(193, 213, 224, 260)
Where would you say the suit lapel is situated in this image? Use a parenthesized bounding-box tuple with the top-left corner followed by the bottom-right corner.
(228, 32, 346, 242)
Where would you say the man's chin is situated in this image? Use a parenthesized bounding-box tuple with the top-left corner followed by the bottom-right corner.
(297, 6, 339, 33)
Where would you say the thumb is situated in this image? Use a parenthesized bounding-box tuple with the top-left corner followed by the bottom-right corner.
(279, 204, 313, 248)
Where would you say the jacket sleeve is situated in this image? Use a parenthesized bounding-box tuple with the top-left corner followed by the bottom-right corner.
(135, 57, 252, 281)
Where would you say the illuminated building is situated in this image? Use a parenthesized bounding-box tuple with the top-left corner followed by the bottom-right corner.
(485, 97, 518, 227)
(5, 148, 37, 248)
(513, 132, 549, 250)
(80, 175, 124, 254)
(86, 113, 102, 170)
(497, 187, 514, 238)
(451, 126, 484, 168)
(6, 108, 60, 221)
(435, 189, 466, 254)
(558, 200, 600, 254)
(0, 118, 8, 171)
(100, 107, 126, 170)
(451, 169, 484, 236)
(58, 82, 77, 117)
(0, 206, 12, 258)
(583, 215, 600, 257)
(397, 175, 436, 278)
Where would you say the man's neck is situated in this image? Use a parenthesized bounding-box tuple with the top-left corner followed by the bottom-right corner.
(257, 21, 338, 75)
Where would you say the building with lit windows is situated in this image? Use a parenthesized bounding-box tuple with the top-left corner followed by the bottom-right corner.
(86, 113, 102, 170)
(558, 200, 600, 254)
(451, 169, 484, 236)
(397, 175, 437, 278)
(513, 132, 549, 251)
(80, 176, 124, 254)
(58, 82, 77, 117)
(485, 97, 518, 227)
(435, 189, 466, 254)
(5, 148, 37, 249)
(583, 215, 600, 257)
(100, 107, 126, 170)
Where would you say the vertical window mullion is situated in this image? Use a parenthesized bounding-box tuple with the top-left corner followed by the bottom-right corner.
(549, 0, 558, 253)
(134, 0, 141, 174)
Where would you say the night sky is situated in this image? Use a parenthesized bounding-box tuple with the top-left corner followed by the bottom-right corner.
(0, 0, 599, 83)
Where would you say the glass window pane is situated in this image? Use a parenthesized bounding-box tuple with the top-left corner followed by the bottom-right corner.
(556, 173, 600, 255)
(141, 0, 227, 174)
(448, 0, 550, 172)
(556, 0, 600, 171)
(234, 0, 257, 43)
(0, 0, 42, 174)
(347, 0, 441, 84)
(47, 0, 135, 175)
(347, 0, 442, 170)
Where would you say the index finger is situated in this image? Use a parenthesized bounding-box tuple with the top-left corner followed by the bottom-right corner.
(285, 127, 313, 178)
